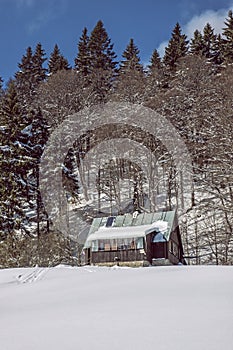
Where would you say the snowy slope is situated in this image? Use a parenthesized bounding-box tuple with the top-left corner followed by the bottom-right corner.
(0, 265, 233, 350)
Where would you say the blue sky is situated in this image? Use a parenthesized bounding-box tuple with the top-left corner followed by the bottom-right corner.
(0, 0, 232, 83)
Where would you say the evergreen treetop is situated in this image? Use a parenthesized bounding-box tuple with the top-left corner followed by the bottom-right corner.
(163, 22, 189, 69)
(88, 20, 117, 72)
(15, 44, 47, 106)
(120, 38, 143, 73)
(48, 44, 70, 74)
(74, 27, 90, 75)
(222, 10, 233, 63)
(190, 29, 205, 55)
(33, 43, 47, 83)
(148, 49, 162, 72)
(202, 23, 216, 58)
(211, 34, 225, 65)
(15, 46, 34, 88)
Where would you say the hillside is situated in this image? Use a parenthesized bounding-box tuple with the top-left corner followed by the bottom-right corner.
(0, 265, 232, 350)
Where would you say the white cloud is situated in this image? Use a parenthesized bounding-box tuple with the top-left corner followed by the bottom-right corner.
(184, 6, 232, 38)
(157, 3, 233, 57)
(157, 40, 168, 58)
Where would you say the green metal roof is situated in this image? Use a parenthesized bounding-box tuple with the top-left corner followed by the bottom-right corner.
(85, 210, 176, 245)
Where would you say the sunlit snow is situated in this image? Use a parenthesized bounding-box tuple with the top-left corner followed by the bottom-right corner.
(0, 265, 232, 350)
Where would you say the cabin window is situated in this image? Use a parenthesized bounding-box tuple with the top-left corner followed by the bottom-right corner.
(152, 232, 166, 242)
(136, 237, 144, 249)
(111, 239, 117, 251)
(105, 216, 116, 227)
(104, 243, 111, 251)
(91, 237, 144, 252)
(91, 240, 98, 252)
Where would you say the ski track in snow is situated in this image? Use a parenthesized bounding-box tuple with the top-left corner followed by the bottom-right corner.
(17, 267, 48, 284)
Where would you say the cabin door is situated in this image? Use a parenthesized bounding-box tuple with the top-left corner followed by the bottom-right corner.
(152, 242, 166, 259)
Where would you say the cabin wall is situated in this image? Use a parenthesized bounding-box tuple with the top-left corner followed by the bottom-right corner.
(90, 249, 146, 264)
(168, 229, 183, 264)
(146, 227, 185, 265)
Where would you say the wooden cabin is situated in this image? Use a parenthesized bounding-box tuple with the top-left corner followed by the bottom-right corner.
(83, 210, 186, 266)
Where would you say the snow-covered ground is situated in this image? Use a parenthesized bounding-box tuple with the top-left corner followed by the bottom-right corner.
(0, 265, 232, 350)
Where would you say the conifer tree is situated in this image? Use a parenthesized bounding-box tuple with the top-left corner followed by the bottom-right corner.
(202, 23, 216, 58)
(88, 20, 117, 73)
(119, 38, 143, 73)
(74, 27, 90, 76)
(115, 39, 146, 103)
(86, 20, 117, 102)
(163, 23, 189, 69)
(222, 10, 233, 63)
(0, 81, 27, 235)
(148, 49, 162, 73)
(21, 107, 49, 236)
(211, 34, 225, 65)
(190, 30, 204, 55)
(48, 44, 70, 74)
(0, 78, 50, 240)
(32, 42, 47, 84)
(15, 43, 47, 106)
(146, 49, 166, 94)
(15, 46, 34, 104)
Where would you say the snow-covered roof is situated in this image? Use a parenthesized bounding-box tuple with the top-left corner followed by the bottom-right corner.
(145, 220, 168, 235)
(84, 211, 176, 248)
(86, 224, 152, 242)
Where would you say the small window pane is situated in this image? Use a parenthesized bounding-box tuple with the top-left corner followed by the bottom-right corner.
(91, 240, 98, 252)
(104, 242, 111, 251)
(111, 239, 117, 251)
(136, 237, 144, 249)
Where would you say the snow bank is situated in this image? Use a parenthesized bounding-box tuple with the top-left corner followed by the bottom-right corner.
(0, 265, 232, 350)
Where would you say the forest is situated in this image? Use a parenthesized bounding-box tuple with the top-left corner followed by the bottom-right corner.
(0, 11, 232, 267)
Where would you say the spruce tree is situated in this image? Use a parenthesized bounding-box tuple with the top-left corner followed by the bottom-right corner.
(87, 20, 117, 102)
(32, 42, 47, 84)
(163, 23, 189, 69)
(21, 107, 49, 236)
(15, 43, 47, 106)
(15, 46, 34, 104)
(222, 10, 233, 63)
(190, 30, 204, 55)
(148, 49, 162, 73)
(119, 38, 143, 73)
(74, 27, 90, 76)
(0, 81, 27, 236)
(202, 23, 216, 59)
(115, 39, 146, 103)
(211, 34, 225, 65)
(88, 20, 117, 73)
(48, 44, 70, 74)
(146, 49, 166, 94)
(0, 79, 50, 240)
